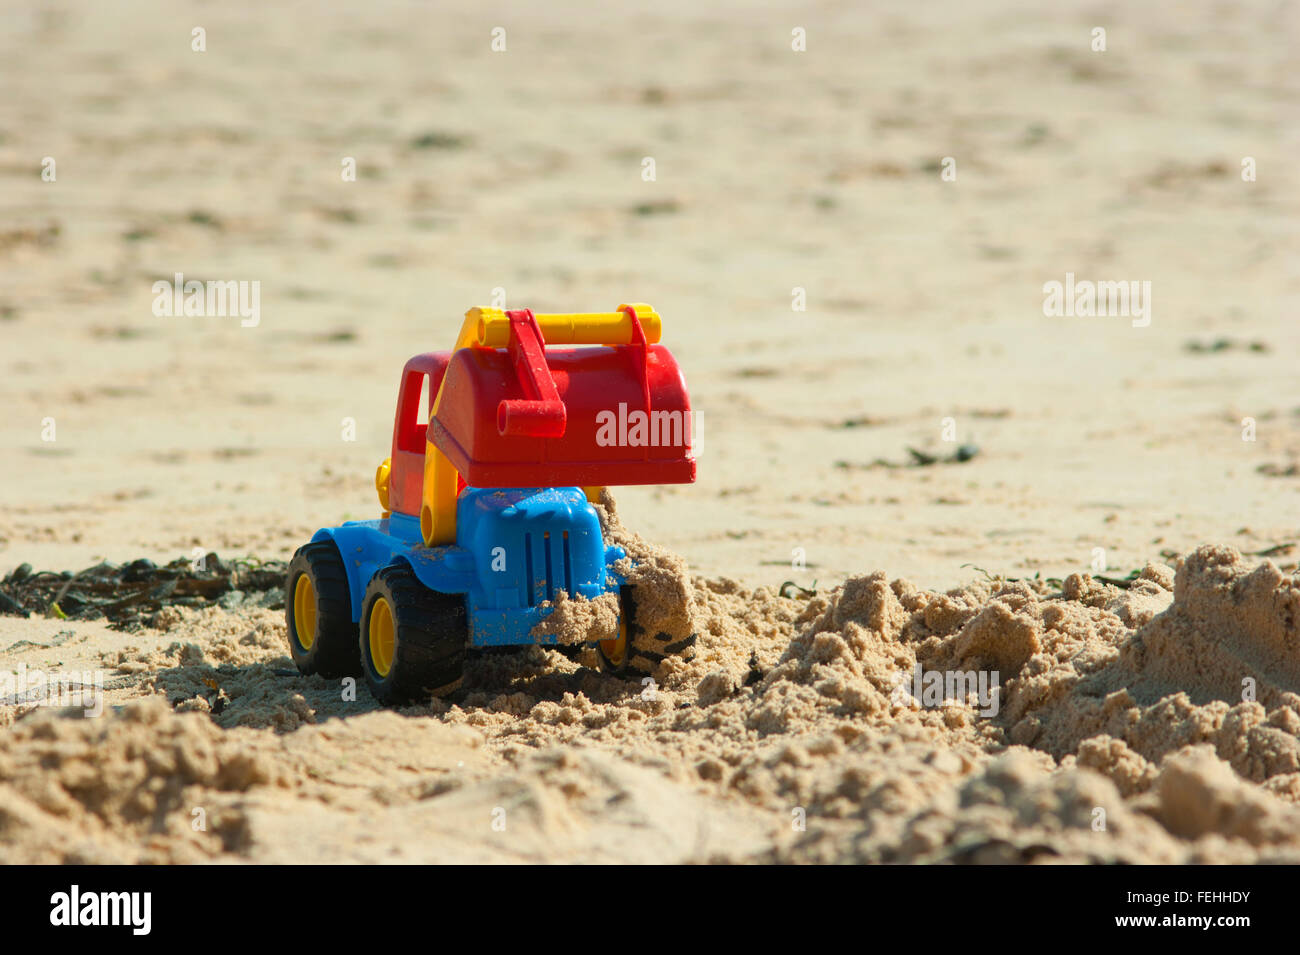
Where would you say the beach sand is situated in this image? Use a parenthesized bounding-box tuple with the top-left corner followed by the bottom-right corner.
(0, 0, 1297, 862)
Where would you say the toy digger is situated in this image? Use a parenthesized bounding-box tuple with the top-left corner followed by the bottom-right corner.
(284, 304, 696, 703)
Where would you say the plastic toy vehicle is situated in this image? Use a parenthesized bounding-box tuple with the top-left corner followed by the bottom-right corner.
(285, 303, 696, 703)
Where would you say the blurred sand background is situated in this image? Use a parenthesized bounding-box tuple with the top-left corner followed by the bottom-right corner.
(2, 0, 1296, 588)
(0, 0, 1298, 864)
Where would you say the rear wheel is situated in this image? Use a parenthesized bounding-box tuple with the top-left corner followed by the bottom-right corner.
(359, 564, 467, 704)
(595, 587, 697, 677)
(285, 541, 361, 678)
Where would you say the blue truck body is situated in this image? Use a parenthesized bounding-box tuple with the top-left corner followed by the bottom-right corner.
(311, 486, 626, 647)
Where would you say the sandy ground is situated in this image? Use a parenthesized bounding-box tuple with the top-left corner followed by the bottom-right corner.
(0, 0, 1298, 863)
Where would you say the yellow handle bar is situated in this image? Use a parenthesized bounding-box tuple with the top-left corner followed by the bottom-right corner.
(468, 303, 661, 348)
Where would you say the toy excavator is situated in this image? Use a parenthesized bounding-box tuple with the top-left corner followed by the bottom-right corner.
(284, 304, 696, 703)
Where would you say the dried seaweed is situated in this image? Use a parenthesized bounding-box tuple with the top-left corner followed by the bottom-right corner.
(0, 555, 287, 631)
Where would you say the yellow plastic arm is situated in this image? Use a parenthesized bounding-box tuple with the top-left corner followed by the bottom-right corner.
(420, 311, 483, 546)
(375, 457, 391, 516)
(471, 303, 660, 348)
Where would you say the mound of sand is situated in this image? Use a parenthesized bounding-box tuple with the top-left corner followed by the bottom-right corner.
(0, 697, 277, 863)
(1, 532, 1297, 863)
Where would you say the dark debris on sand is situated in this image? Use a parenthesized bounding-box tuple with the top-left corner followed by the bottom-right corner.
(0, 555, 288, 631)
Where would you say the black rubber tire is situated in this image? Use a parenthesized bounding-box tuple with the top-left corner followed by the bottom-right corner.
(359, 564, 467, 704)
(285, 541, 362, 678)
(595, 587, 698, 677)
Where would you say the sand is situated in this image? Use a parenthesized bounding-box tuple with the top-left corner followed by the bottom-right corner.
(1, 0, 1297, 863)
(1, 535, 1297, 863)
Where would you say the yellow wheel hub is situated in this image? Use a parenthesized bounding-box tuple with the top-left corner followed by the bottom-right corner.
(600, 610, 628, 668)
(293, 574, 317, 650)
(368, 596, 396, 678)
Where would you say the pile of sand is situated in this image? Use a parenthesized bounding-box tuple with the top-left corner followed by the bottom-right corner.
(529, 592, 620, 645)
(0, 697, 278, 863)
(1, 528, 1297, 863)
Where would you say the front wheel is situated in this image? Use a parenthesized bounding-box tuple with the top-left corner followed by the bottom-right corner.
(359, 564, 467, 704)
(595, 587, 697, 677)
